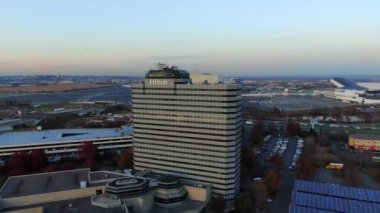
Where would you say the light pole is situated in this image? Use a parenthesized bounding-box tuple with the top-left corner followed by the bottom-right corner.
(18, 110, 22, 130)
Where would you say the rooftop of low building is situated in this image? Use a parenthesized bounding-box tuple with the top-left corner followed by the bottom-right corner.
(350, 133, 380, 140)
(0, 125, 133, 147)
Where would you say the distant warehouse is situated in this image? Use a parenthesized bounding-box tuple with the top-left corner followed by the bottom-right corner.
(349, 134, 380, 151)
(0, 126, 133, 158)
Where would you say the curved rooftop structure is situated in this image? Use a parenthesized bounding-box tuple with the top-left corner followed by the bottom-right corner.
(331, 77, 367, 91)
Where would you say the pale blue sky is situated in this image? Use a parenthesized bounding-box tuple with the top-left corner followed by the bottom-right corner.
(0, 0, 379, 76)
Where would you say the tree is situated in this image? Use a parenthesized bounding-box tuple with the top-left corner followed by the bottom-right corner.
(345, 167, 361, 187)
(267, 123, 278, 136)
(241, 142, 257, 170)
(264, 169, 281, 196)
(78, 141, 97, 160)
(83, 158, 96, 170)
(251, 182, 268, 210)
(60, 162, 74, 171)
(268, 154, 283, 169)
(271, 107, 282, 117)
(7, 168, 28, 176)
(210, 194, 226, 213)
(43, 164, 58, 173)
(8, 151, 31, 173)
(331, 108, 343, 122)
(30, 149, 48, 172)
(117, 149, 133, 170)
(78, 141, 97, 169)
(251, 120, 265, 144)
(234, 194, 256, 213)
(298, 158, 316, 180)
(287, 120, 301, 137)
(241, 197, 256, 213)
(318, 132, 330, 146)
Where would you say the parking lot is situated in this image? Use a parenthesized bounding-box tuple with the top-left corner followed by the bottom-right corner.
(257, 136, 304, 170)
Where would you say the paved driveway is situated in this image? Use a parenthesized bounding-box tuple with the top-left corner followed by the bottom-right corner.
(256, 137, 300, 213)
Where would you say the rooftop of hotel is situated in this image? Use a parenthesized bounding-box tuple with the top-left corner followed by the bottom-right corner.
(145, 63, 189, 79)
(0, 125, 133, 147)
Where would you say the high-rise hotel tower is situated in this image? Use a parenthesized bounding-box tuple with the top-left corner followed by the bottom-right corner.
(132, 64, 242, 199)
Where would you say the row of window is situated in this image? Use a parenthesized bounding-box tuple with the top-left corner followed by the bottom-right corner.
(134, 131, 241, 142)
(133, 121, 242, 132)
(133, 110, 242, 119)
(133, 106, 242, 114)
(135, 150, 241, 166)
(134, 163, 240, 182)
(134, 165, 240, 190)
(133, 118, 242, 128)
(133, 95, 241, 102)
(134, 139, 240, 153)
(133, 144, 240, 159)
(132, 99, 242, 107)
(134, 127, 241, 138)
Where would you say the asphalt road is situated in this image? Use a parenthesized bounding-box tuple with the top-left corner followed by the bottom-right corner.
(271, 171, 297, 213)
(256, 136, 300, 213)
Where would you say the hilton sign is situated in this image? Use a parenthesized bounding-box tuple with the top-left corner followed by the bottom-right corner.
(149, 79, 168, 86)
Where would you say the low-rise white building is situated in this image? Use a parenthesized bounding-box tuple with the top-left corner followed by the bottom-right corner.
(316, 78, 380, 104)
(0, 126, 133, 158)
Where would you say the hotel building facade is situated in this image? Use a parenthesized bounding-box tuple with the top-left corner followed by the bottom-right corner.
(132, 64, 242, 200)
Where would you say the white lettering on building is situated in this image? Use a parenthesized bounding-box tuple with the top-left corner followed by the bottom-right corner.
(149, 79, 168, 85)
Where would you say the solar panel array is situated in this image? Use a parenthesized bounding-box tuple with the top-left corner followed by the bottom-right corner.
(289, 205, 334, 213)
(292, 192, 380, 213)
(294, 180, 380, 203)
(289, 180, 380, 213)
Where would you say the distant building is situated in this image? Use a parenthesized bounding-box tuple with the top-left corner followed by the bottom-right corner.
(0, 169, 210, 212)
(0, 119, 38, 133)
(321, 77, 380, 104)
(289, 180, 380, 212)
(0, 126, 133, 158)
(132, 64, 242, 200)
(349, 134, 380, 151)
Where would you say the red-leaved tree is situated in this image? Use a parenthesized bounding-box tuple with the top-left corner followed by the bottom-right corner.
(251, 120, 265, 144)
(60, 162, 74, 171)
(268, 154, 284, 168)
(117, 149, 133, 170)
(8, 151, 31, 174)
(264, 169, 281, 196)
(30, 149, 48, 172)
(287, 120, 301, 137)
(43, 164, 58, 173)
(345, 168, 361, 187)
(78, 141, 97, 160)
(298, 158, 316, 180)
(78, 141, 97, 169)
